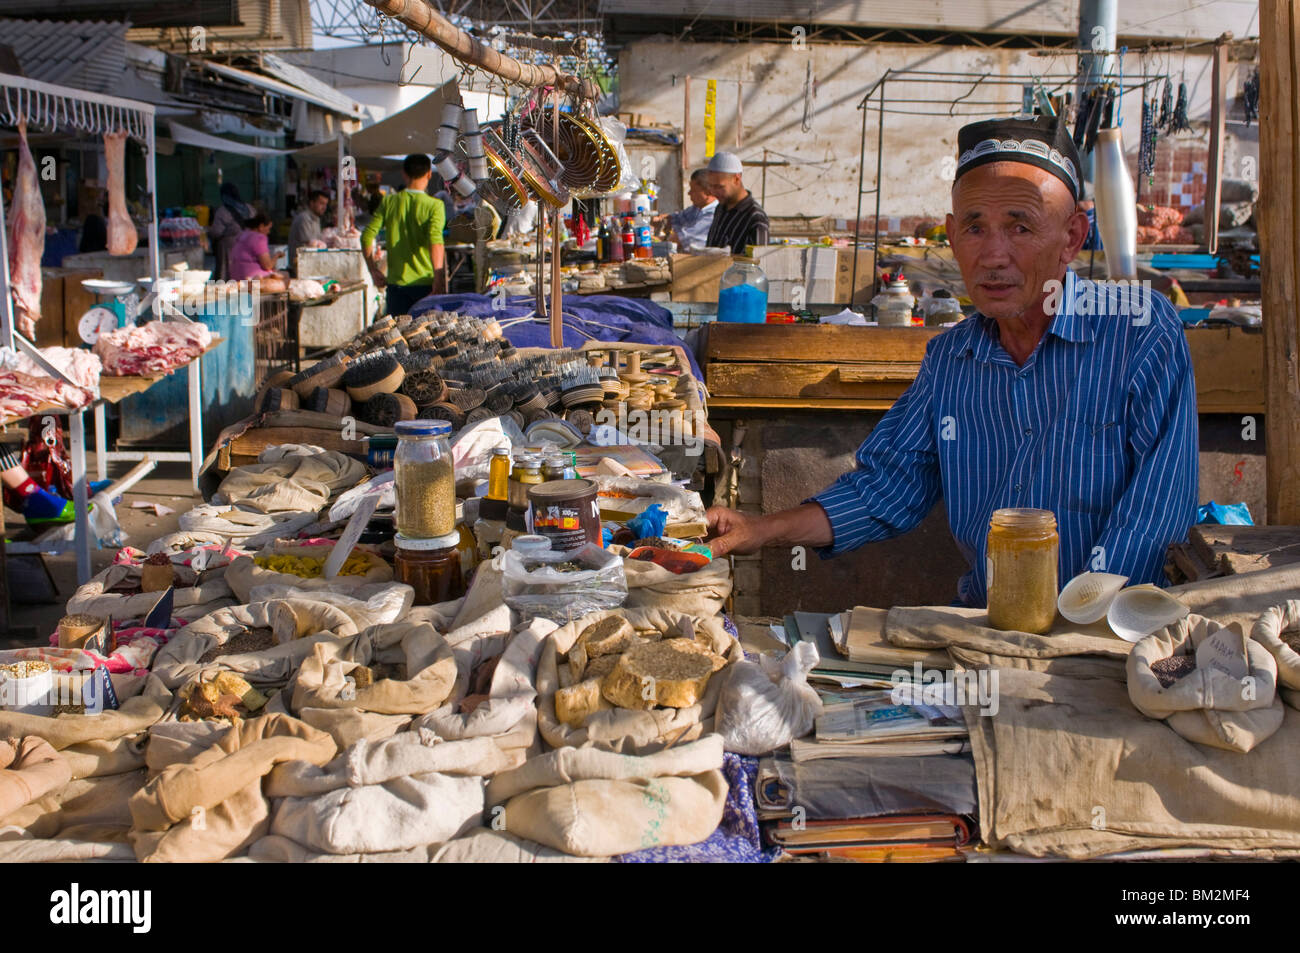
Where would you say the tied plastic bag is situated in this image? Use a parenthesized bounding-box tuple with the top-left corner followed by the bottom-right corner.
(717, 641, 824, 756)
(499, 544, 627, 624)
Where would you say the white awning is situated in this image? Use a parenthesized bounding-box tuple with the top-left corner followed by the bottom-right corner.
(291, 80, 462, 165)
(200, 59, 361, 117)
(167, 121, 293, 157)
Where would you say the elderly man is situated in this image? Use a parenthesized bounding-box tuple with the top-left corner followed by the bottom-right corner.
(654, 169, 718, 252)
(705, 152, 770, 254)
(706, 116, 1198, 606)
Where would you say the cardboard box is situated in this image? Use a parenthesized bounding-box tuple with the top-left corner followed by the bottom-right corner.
(670, 252, 733, 303)
(836, 248, 877, 306)
(752, 245, 806, 282)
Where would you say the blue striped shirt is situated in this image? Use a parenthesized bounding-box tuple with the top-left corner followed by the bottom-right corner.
(810, 268, 1199, 607)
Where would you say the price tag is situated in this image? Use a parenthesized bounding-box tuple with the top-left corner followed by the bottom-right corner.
(323, 494, 379, 579)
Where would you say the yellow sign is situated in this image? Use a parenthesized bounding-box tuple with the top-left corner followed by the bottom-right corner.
(704, 79, 717, 158)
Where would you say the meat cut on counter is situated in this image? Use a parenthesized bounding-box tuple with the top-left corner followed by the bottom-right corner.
(104, 129, 138, 256)
(93, 321, 213, 376)
(7, 119, 45, 339)
(0, 346, 101, 420)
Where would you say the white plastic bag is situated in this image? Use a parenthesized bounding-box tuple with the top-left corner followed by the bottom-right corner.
(498, 544, 627, 624)
(717, 641, 823, 756)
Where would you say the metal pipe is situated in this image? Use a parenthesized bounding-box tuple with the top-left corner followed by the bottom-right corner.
(871, 74, 887, 299)
(362, 0, 600, 100)
(1076, 0, 1117, 184)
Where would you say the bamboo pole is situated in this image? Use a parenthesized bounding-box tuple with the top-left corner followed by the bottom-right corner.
(362, 0, 599, 100)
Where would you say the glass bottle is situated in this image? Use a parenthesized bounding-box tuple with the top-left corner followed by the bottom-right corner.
(487, 446, 511, 501)
(393, 420, 455, 538)
(986, 508, 1059, 634)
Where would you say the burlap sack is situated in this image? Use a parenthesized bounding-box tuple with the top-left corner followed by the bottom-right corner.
(1250, 600, 1300, 709)
(66, 561, 236, 625)
(413, 616, 553, 770)
(296, 708, 411, 749)
(213, 446, 367, 510)
(537, 608, 741, 754)
(0, 835, 136, 862)
(484, 734, 726, 857)
(1127, 614, 1283, 752)
(431, 828, 608, 863)
(270, 771, 484, 855)
(245, 834, 434, 863)
(2, 769, 144, 840)
(617, 549, 732, 619)
(0, 736, 71, 820)
(957, 646, 1300, 858)
(0, 674, 170, 754)
(179, 505, 319, 548)
(151, 584, 414, 689)
(290, 621, 457, 716)
(885, 605, 1130, 660)
(128, 712, 336, 863)
(225, 542, 392, 603)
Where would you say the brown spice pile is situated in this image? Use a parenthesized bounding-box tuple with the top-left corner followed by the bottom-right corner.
(1150, 654, 1197, 688)
(1283, 632, 1300, 654)
(197, 627, 275, 665)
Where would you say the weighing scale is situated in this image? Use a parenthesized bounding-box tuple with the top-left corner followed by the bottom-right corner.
(77, 278, 139, 345)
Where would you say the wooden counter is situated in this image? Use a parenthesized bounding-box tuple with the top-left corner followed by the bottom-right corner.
(704, 323, 1265, 415)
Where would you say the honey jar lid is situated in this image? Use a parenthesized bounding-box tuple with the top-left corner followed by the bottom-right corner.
(395, 530, 462, 551)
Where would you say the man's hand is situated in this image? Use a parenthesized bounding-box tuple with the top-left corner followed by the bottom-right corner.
(705, 506, 770, 557)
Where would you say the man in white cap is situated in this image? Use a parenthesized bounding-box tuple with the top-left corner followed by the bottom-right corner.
(705, 151, 770, 254)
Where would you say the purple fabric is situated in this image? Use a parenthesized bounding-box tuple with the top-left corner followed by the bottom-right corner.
(408, 292, 701, 379)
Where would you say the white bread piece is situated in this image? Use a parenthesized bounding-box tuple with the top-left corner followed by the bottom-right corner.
(601, 638, 726, 710)
(554, 678, 612, 728)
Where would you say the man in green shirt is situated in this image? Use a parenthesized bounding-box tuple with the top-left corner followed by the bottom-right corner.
(361, 153, 447, 316)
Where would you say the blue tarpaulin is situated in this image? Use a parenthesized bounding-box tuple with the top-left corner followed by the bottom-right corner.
(409, 292, 701, 379)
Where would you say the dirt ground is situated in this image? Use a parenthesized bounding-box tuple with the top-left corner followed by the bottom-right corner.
(3, 460, 195, 647)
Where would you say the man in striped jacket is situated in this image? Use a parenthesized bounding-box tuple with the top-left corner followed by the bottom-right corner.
(705, 116, 1198, 608)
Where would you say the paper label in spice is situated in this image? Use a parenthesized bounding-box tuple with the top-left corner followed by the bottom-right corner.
(326, 494, 379, 579)
(986, 556, 994, 590)
(1196, 621, 1249, 680)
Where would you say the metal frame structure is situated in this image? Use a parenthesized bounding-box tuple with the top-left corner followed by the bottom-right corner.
(850, 68, 1167, 304)
(0, 72, 205, 584)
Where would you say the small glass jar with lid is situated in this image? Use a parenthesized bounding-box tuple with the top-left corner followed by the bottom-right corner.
(717, 256, 770, 324)
(508, 453, 544, 508)
(393, 420, 455, 538)
(394, 530, 464, 605)
(986, 508, 1059, 634)
(487, 446, 512, 500)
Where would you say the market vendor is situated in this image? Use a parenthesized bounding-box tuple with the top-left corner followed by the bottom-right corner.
(705, 152, 770, 254)
(654, 168, 717, 252)
(361, 153, 447, 315)
(228, 213, 286, 282)
(706, 116, 1198, 606)
(287, 189, 329, 276)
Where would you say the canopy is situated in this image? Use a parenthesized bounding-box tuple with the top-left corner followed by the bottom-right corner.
(167, 121, 295, 158)
(292, 79, 461, 166)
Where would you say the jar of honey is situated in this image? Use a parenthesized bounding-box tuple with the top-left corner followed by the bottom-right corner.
(985, 508, 1059, 634)
(394, 531, 464, 605)
(508, 454, 544, 509)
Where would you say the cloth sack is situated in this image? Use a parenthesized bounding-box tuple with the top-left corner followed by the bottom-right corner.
(431, 828, 608, 863)
(1127, 614, 1283, 752)
(1250, 600, 1300, 709)
(225, 542, 392, 603)
(537, 608, 741, 754)
(618, 548, 732, 619)
(290, 621, 457, 716)
(66, 559, 235, 625)
(1, 769, 145, 841)
(0, 674, 170, 756)
(180, 505, 317, 548)
(245, 834, 434, 863)
(213, 445, 367, 510)
(484, 734, 726, 857)
(128, 711, 336, 862)
(0, 736, 71, 821)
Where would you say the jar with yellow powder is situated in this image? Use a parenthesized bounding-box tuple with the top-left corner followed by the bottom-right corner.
(986, 508, 1059, 634)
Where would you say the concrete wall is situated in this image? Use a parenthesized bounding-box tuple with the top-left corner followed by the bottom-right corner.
(618, 38, 1252, 222)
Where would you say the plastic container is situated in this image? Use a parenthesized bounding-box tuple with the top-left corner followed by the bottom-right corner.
(986, 508, 1059, 634)
(527, 478, 601, 555)
(394, 531, 465, 605)
(394, 420, 455, 539)
(634, 213, 652, 258)
(511, 534, 554, 557)
(717, 257, 770, 324)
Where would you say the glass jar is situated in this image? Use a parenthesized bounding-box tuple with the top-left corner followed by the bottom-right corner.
(394, 531, 464, 605)
(542, 453, 577, 482)
(487, 447, 512, 501)
(508, 453, 544, 509)
(394, 420, 455, 538)
(717, 257, 769, 324)
(986, 508, 1059, 634)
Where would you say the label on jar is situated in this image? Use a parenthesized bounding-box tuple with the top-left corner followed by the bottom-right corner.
(986, 555, 994, 590)
(529, 499, 599, 554)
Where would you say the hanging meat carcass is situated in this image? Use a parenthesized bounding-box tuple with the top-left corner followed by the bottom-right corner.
(8, 118, 45, 339)
(104, 129, 138, 256)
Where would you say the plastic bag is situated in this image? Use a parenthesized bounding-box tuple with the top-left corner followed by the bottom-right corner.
(717, 641, 824, 756)
(498, 543, 627, 624)
(1196, 501, 1253, 525)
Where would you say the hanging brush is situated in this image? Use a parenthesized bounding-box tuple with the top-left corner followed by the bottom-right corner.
(1170, 81, 1193, 133)
(1139, 96, 1157, 181)
(1159, 77, 1173, 130)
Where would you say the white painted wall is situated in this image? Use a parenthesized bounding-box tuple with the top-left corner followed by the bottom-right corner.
(618, 38, 1245, 219)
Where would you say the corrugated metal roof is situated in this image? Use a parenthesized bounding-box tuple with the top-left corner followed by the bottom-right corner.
(258, 53, 360, 117)
(0, 18, 127, 94)
(200, 58, 360, 116)
(597, 0, 1256, 41)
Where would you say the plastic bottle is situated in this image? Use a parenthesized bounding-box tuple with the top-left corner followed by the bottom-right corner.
(634, 213, 652, 258)
(620, 217, 635, 260)
(610, 217, 626, 262)
(716, 256, 770, 324)
(597, 219, 610, 261)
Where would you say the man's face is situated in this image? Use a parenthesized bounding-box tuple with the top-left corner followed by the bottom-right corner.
(707, 171, 743, 204)
(688, 176, 714, 208)
(310, 195, 329, 216)
(946, 163, 1088, 322)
